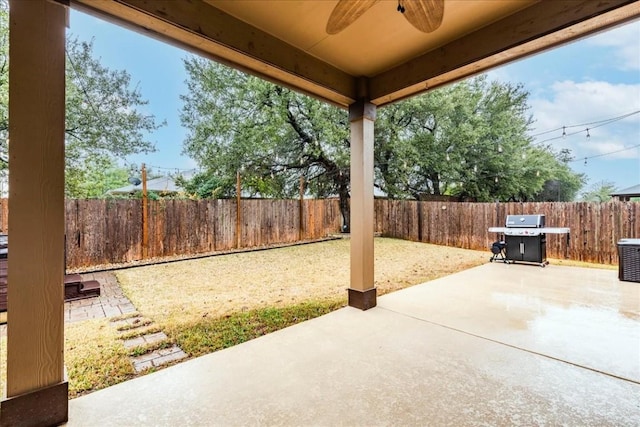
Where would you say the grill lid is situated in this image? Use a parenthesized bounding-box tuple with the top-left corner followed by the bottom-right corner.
(505, 214, 545, 228)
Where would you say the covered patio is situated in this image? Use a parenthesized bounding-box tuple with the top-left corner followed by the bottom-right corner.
(3, 1, 640, 425)
(67, 263, 640, 425)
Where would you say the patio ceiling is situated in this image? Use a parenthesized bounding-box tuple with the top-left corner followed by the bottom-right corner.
(71, 0, 640, 108)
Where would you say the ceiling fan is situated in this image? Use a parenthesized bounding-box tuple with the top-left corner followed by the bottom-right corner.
(326, 0, 445, 35)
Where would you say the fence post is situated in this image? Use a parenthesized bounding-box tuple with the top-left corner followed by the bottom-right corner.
(236, 171, 241, 249)
(299, 176, 304, 240)
(141, 163, 148, 259)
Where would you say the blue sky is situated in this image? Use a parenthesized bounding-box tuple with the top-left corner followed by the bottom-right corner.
(69, 10, 640, 194)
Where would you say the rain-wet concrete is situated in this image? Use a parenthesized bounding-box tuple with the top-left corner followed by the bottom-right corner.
(379, 262, 640, 382)
(67, 263, 640, 426)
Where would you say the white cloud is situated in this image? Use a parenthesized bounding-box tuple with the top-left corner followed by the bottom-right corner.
(529, 80, 640, 160)
(587, 20, 640, 71)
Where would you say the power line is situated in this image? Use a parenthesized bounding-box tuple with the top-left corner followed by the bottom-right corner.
(145, 164, 197, 173)
(530, 110, 640, 138)
(571, 143, 640, 164)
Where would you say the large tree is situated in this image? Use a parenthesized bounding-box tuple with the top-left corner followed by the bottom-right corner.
(180, 59, 586, 222)
(580, 180, 616, 202)
(0, 1, 164, 197)
(180, 57, 352, 229)
(375, 76, 584, 202)
(531, 148, 585, 202)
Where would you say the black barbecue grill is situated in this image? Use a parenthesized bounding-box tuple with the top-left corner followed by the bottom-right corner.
(488, 214, 570, 267)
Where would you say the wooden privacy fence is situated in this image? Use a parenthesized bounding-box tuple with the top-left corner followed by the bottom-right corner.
(0, 198, 342, 268)
(0, 198, 637, 267)
(375, 200, 640, 265)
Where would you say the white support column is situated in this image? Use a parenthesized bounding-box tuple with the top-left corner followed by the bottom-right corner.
(1, 0, 68, 425)
(348, 100, 376, 310)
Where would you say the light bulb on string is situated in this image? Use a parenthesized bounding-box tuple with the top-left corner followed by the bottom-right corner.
(473, 165, 478, 172)
(446, 153, 450, 161)
(584, 157, 587, 166)
(536, 170, 540, 177)
(586, 128, 590, 139)
(497, 144, 503, 153)
(494, 176, 499, 183)
(562, 126, 566, 138)
(522, 152, 526, 159)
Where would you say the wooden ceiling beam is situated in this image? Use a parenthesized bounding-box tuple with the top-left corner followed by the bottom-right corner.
(369, 0, 640, 106)
(71, 0, 358, 107)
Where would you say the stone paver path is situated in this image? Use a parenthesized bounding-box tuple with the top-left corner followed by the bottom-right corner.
(1, 271, 134, 336)
(110, 313, 187, 372)
(65, 272, 136, 323)
(2, 271, 189, 373)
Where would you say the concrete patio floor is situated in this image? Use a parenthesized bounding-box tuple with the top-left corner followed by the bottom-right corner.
(67, 262, 640, 426)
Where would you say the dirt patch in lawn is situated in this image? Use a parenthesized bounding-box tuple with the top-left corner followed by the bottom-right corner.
(115, 238, 488, 329)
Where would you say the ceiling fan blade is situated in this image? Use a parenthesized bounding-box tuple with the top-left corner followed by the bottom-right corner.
(403, 0, 445, 33)
(326, 0, 379, 35)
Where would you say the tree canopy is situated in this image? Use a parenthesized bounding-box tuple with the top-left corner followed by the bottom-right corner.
(180, 57, 586, 222)
(375, 76, 585, 201)
(580, 180, 617, 202)
(0, 1, 164, 197)
(180, 57, 352, 227)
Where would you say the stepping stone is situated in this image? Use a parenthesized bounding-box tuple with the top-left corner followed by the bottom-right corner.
(110, 316, 145, 329)
(131, 345, 187, 372)
(122, 331, 167, 349)
(123, 335, 146, 349)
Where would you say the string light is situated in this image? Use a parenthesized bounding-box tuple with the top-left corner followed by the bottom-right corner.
(530, 110, 639, 138)
(533, 110, 639, 144)
(570, 143, 640, 163)
(586, 128, 590, 139)
(145, 165, 196, 172)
